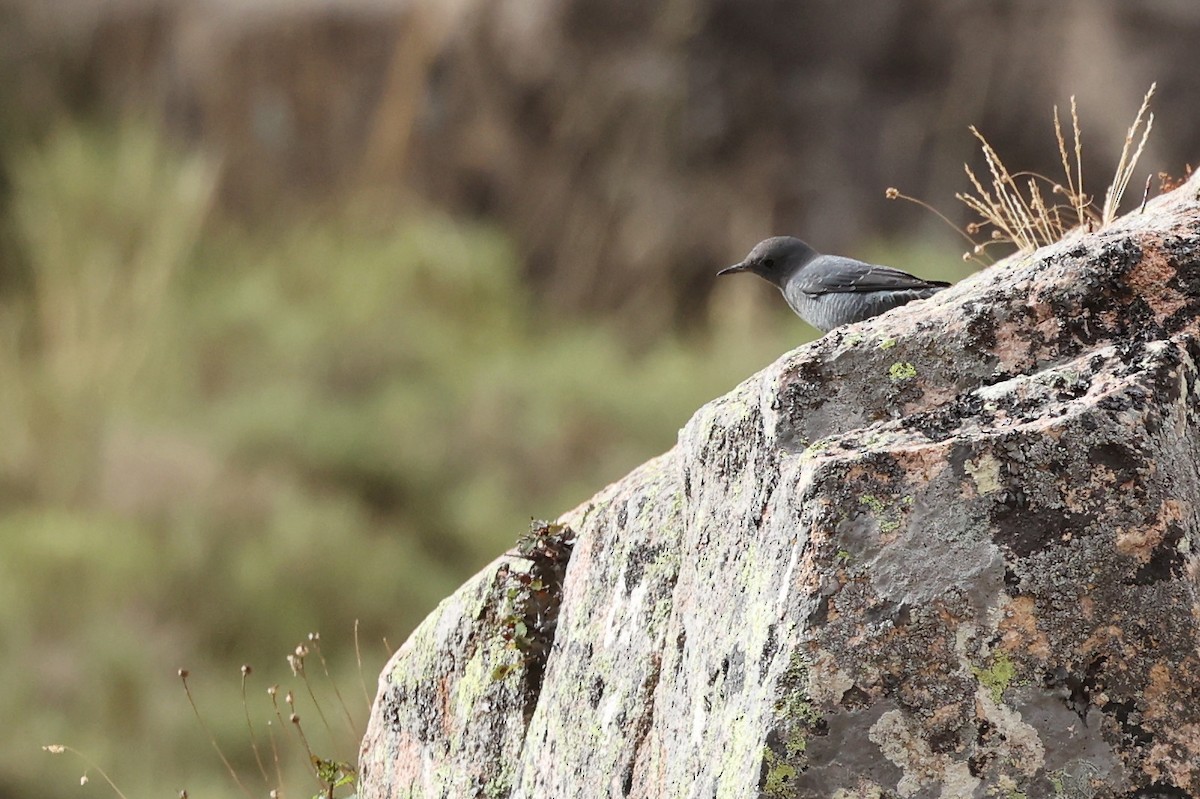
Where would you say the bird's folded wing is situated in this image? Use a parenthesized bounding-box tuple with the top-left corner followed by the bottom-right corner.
(796, 256, 949, 295)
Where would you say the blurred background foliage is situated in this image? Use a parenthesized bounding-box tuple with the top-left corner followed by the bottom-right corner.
(0, 0, 1195, 797)
(0, 119, 808, 797)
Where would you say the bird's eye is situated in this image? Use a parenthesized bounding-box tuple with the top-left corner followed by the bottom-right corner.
(762, 258, 775, 268)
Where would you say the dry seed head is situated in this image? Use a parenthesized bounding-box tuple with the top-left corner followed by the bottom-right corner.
(308, 632, 320, 642)
(267, 685, 278, 696)
(178, 669, 189, 679)
(44, 745, 66, 754)
(80, 775, 89, 786)
(885, 187, 899, 199)
(290, 713, 300, 724)
(240, 664, 252, 676)
(285, 691, 295, 705)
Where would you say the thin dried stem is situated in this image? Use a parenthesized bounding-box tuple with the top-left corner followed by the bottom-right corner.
(355, 619, 371, 709)
(1103, 83, 1156, 223)
(42, 745, 130, 799)
(287, 693, 323, 785)
(265, 693, 287, 795)
(972, 127, 1037, 250)
(239, 665, 272, 786)
(291, 645, 338, 747)
(179, 670, 255, 799)
(1071, 98, 1087, 223)
(943, 86, 1156, 256)
(1054, 104, 1075, 205)
(885, 187, 980, 249)
(309, 633, 359, 736)
(272, 688, 320, 786)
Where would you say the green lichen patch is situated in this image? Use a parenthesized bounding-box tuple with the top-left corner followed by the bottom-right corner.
(878, 336, 898, 350)
(758, 650, 826, 796)
(859, 494, 906, 533)
(761, 747, 799, 797)
(803, 438, 831, 457)
(888, 361, 918, 381)
(973, 652, 1017, 704)
(860, 494, 886, 515)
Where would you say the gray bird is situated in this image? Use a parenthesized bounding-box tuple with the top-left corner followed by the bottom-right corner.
(717, 236, 950, 332)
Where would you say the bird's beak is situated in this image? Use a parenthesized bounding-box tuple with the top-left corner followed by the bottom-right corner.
(717, 261, 749, 277)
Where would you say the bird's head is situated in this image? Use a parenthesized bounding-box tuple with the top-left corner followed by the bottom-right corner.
(717, 236, 819, 288)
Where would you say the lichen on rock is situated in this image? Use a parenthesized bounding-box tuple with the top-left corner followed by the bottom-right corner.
(360, 173, 1200, 798)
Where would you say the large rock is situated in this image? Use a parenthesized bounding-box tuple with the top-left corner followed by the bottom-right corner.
(359, 176, 1200, 797)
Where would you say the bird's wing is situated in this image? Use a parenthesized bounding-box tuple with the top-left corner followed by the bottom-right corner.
(794, 255, 949, 295)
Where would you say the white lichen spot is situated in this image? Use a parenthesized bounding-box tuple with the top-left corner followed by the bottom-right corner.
(421, 745, 437, 796)
(869, 711, 935, 797)
(832, 784, 885, 799)
(939, 761, 981, 799)
(965, 453, 1003, 496)
(952, 620, 1045, 777)
(600, 689, 622, 730)
(602, 575, 627, 648)
(976, 688, 1046, 776)
(868, 710, 981, 798)
(806, 650, 855, 704)
(615, 580, 647, 649)
(776, 542, 800, 608)
(690, 682, 708, 745)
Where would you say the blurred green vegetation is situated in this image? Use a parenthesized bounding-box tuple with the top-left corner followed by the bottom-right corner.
(0, 120, 853, 797)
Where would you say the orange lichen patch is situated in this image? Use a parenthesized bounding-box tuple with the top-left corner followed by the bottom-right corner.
(1116, 525, 1166, 563)
(997, 596, 1051, 660)
(979, 276, 1047, 365)
(902, 383, 960, 418)
(987, 324, 1040, 376)
(1145, 726, 1200, 791)
(1126, 239, 1191, 323)
(1077, 624, 1125, 657)
(385, 731, 432, 783)
(1116, 499, 1184, 563)
(891, 445, 953, 485)
(927, 701, 965, 730)
(1032, 308, 1066, 350)
(1058, 485, 1089, 517)
(439, 674, 455, 736)
(1142, 661, 1175, 722)
(1143, 655, 1200, 726)
(935, 602, 970, 629)
(794, 558, 824, 596)
(842, 463, 883, 484)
